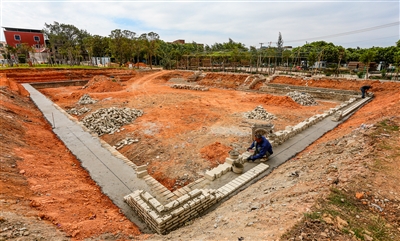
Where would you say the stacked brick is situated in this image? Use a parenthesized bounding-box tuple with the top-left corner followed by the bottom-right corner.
(124, 163, 269, 234)
(268, 97, 357, 146)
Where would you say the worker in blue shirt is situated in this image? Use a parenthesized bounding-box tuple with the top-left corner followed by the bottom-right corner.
(246, 134, 273, 162)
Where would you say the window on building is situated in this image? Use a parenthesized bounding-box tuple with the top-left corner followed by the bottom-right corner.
(35, 44, 41, 49)
(14, 35, 21, 41)
(34, 36, 40, 42)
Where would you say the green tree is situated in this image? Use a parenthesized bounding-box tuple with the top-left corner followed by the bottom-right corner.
(360, 49, 376, 79)
(4, 45, 18, 66)
(140, 32, 160, 69)
(109, 29, 136, 66)
(43, 21, 89, 65)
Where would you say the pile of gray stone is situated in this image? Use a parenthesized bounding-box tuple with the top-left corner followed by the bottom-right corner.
(113, 137, 139, 150)
(170, 84, 209, 91)
(81, 107, 143, 136)
(78, 94, 97, 105)
(244, 105, 276, 120)
(67, 107, 91, 116)
(286, 91, 318, 106)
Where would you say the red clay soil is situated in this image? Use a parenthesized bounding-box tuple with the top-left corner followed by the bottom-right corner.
(37, 71, 339, 191)
(272, 75, 400, 146)
(0, 77, 143, 240)
(1, 68, 399, 240)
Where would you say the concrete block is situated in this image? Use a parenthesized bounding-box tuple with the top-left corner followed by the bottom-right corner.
(188, 189, 202, 198)
(148, 198, 161, 209)
(225, 157, 235, 164)
(171, 207, 185, 216)
(204, 171, 216, 181)
(148, 210, 159, 220)
(182, 186, 191, 193)
(136, 170, 148, 178)
(164, 200, 180, 210)
(141, 192, 154, 202)
(176, 194, 190, 204)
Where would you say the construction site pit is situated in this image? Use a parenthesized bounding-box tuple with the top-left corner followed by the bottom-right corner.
(35, 71, 348, 190)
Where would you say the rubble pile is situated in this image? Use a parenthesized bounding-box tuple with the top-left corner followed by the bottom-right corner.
(187, 71, 205, 82)
(78, 94, 97, 105)
(67, 107, 91, 116)
(244, 105, 276, 120)
(82, 107, 143, 136)
(286, 91, 318, 106)
(113, 137, 139, 150)
(170, 84, 209, 91)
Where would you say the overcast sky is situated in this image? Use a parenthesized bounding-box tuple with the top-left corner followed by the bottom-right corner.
(1, 0, 399, 49)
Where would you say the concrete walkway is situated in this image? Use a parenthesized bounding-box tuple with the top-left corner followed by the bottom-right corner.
(23, 84, 153, 233)
(22, 83, 366, 233)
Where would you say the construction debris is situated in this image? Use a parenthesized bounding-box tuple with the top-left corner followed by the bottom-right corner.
(78, 94, 97, 105)
(114, 137, 139, 150)
(67, 107, 91, 116)
(187, 71, 206, 82)
(170, 84, 209, 91)
(81, 107, 143, 136)
(244, 105, 276, 120)
(286, 91, 318, 106)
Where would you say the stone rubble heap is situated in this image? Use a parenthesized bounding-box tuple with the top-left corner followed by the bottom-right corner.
(170, 84, 209, 91)
(67, 107, 91, 116)
(244, 105, 276, 120)
(113, 137, 139, 150)
(286, 91, 318, 106)
(82, 107, 143, 136)
(78, 94, 98, 105)
(187, 71, 206, 82)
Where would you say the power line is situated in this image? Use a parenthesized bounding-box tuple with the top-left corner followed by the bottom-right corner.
(285, 21, 399, 43)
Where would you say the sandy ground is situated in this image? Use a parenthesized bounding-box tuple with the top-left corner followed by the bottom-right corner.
(0, 68, 399, 241)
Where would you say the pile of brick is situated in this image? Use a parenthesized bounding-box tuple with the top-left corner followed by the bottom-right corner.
(81, 107, 143, 136)
(286, 91, 318, 106)
(244, 105, 276, 120)
(78, 94, 97, 105)
(66, 107, 91, 116)
(170, 84, 209, 91)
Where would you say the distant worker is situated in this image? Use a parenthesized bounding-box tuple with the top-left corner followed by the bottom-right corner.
(360, 85, 372, 98)
(246, 134, 273, 162)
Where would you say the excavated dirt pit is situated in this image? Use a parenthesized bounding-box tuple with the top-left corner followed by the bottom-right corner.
(38, 70, 341, 191)
(2, 68, 400, 240)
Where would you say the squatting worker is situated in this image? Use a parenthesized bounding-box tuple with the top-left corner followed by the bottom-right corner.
(360, 85, 372, 98)
(246, 134, 273, 162)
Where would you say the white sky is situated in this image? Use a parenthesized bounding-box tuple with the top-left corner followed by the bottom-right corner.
(1, 0, 399, 49)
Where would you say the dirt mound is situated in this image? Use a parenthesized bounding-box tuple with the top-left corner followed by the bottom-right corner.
(0, 74, 30, 96)
(247, 94, 301, 108)
(154, 70, 194, 83)
(200, 142, 232, 167)
(83, 75, 124, 92)
(199, 73, 248, 89)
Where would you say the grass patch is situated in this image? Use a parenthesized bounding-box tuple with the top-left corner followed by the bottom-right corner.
(328, 188, 359, 213)
(303, 211, 321, 220)
(282, 187, 397, 241)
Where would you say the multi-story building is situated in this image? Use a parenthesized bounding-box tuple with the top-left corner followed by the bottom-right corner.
(2, 27, 48, 64)
(3, 27, 45, 48)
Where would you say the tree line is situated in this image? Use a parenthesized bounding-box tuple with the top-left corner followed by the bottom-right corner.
(2, 21, 400, 75)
